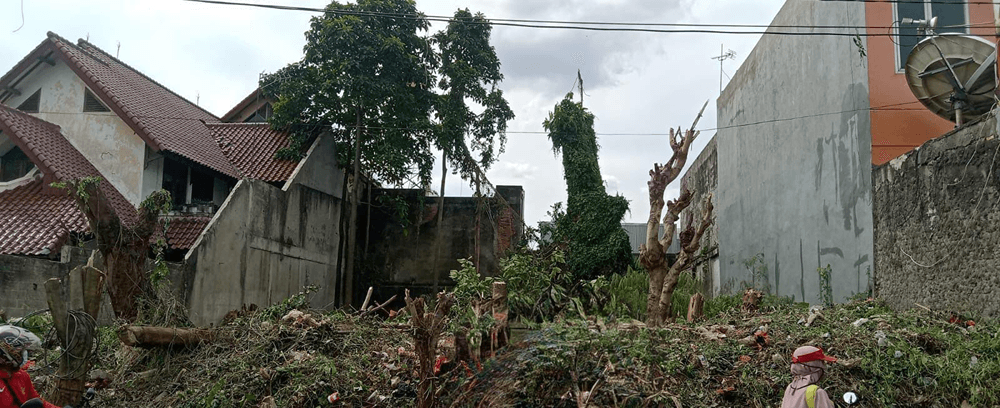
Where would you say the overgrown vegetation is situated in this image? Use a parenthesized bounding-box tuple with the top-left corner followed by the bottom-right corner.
(543, 94, 632, 281)
(25, 290, 994, 408)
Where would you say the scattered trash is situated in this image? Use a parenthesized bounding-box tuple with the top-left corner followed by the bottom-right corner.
(281, 309, 321, 329)
(851, 318, 869, 327)
(970, 356, 979, 368)
(894, 350, 904, 358)
(806, 310, 824, 327)
(822, 332, 830, 339)
(739, 355, 752, 363)
(327, 392, 340, 403)
(875, 330, 888, 348)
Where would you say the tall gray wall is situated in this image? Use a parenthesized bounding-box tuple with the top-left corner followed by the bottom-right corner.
(716, 0, 872, 303)
(873, 115, 1000, 318)
(680, 136, 720, 296)
(185, 179, 343, 326)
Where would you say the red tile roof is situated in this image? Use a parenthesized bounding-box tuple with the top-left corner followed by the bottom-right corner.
(0, 104, 136, 224)
(0, 180, 86, 255)
(153, 216, 211, 250)
(207, 123, 298, 182)
(45, 32, 240, 178)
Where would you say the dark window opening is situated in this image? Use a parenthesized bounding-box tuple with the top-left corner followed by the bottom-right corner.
(162, 158, 188, 208)
(897, 0, 966, 71)
(83, 89, 110, 113)
(190, 168, 214, 204)
(243, 103, 273, 123)
(17, 89, 40, 113)
(1, 146, 33, 182)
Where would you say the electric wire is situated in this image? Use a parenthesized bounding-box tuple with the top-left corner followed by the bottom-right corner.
(178, 0, 995, 36)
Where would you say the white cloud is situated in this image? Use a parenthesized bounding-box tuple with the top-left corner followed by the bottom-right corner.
(0, 0, 785, 227)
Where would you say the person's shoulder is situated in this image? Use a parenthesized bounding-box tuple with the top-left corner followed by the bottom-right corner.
(10, 368, 32, 381)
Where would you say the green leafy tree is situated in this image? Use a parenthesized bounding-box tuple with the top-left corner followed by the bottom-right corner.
(433, 9, 514, 182)
(263, 1, 513, 303)
(262, 0, 437, 185)
(544, 94, 631, 280)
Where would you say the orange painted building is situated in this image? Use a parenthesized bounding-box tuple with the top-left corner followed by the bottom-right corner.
(865, 1, 996, 164)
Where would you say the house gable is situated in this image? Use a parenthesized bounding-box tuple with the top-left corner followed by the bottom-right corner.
(2, 57, 146, 204)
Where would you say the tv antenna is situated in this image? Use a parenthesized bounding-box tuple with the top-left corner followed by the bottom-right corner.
(903, 16, 997, 126)
(712, 44, 736, 94)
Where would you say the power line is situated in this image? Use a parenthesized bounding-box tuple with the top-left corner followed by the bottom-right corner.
(31, 101, 935, 136)
(178, 0, 994, 36)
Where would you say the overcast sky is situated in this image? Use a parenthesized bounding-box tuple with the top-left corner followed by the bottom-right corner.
(0, 0, 786, 227)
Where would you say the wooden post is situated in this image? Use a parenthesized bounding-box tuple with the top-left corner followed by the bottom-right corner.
(687, 293, 704, 322)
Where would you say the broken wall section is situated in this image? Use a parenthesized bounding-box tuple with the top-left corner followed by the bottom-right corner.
(184, 134, 346, 326)
(873, 114, 1000, 318)
(360, 186, 524, 303)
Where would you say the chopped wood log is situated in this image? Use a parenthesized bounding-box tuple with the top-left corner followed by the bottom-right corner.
(687, 293, 704, 322)
(360, 286, 374, 312)
(360, 295, 397, 318)
(118, 326, 215, 348)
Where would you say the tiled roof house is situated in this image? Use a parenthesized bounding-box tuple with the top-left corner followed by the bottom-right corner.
(0, 32, 300, 256)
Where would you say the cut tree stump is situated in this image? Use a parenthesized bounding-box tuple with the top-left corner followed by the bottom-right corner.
(44, 265, 105, 406)
(687, 293, 704, 322)
(118, 326, 215, 348)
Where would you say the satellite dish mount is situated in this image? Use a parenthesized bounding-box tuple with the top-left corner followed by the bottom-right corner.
(904, 16, 997, 127)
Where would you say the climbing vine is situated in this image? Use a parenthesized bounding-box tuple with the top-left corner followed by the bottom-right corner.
(543, 93, 631, 280)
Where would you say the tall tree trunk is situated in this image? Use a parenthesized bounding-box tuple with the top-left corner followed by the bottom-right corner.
(344, 107, 363, 306)
(639, 102, 710, 327)
(66, 180, 169, 322)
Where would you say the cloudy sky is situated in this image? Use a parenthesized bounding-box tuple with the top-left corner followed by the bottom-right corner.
(0, 0, 786, 226)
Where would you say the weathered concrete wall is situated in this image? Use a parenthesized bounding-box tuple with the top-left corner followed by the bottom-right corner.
(4, 61, 146, 204)
(0, 246, 186, 322)
(873, 114, 1000, 318)
(283, 133, 343, 199)
(185, 178, 342, 326)
(680, 136, 720, 296)
(716, 0, 872, 303)
(361, 186, 524, 303)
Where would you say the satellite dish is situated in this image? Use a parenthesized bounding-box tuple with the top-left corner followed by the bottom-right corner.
(904, 33, 997, 125)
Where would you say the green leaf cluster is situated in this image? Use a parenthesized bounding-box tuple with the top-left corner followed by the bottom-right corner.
(543, 94, 632, 280)
(263, 1, 513, 188)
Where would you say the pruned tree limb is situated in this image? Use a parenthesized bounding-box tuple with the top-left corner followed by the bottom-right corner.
(639, 102, 711, 327)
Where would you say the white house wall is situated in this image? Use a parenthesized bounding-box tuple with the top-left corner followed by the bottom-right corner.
(3, 60, 146, 205)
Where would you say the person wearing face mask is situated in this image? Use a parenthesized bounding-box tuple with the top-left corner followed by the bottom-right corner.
(781, 345, 837, 408)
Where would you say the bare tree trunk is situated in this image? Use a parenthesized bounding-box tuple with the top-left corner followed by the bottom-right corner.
(66, 181, 169, 322)
(45, 266, 104, 406)
(639, 102, 713, 327)
(404, 290, 455, 408)
(344, 107, 363, 306)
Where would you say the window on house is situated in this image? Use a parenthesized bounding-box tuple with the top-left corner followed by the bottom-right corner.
(83, 88, 110, 113)
(189, 168, 215, 204)
(162, 158, 188, 208)
(16, 89, 40, 113)
(1, 146, 33, 182)
(896, 0, 967, 71)
(243, 103, 273, 123)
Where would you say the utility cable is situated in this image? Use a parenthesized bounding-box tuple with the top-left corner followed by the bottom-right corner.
(178, 0, 994, 36)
